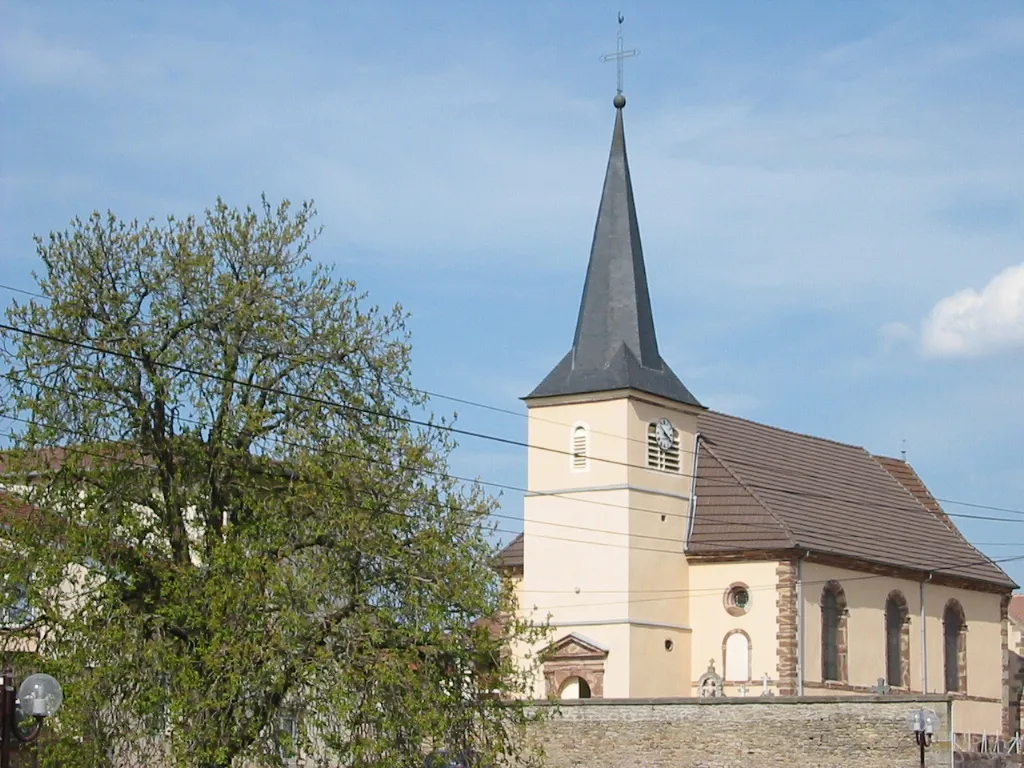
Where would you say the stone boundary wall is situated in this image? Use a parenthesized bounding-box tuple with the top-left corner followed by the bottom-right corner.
(526, 694, 953, 768)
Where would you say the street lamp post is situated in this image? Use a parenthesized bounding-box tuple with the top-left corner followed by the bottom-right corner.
(0, 666, 63, 768)
(906, 708, 940, 768)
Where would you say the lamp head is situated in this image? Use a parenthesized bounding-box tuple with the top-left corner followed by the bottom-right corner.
(907, 710, 922, 733)
(18, 673, 63, 718)
(905, 709, 939, 737)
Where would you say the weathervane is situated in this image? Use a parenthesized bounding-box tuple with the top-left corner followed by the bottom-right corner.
(600, 12, 640, 99)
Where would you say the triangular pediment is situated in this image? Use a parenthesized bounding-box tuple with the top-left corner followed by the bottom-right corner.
(541, 632, 609, 661)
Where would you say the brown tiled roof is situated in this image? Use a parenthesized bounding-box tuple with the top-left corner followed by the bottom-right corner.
(499, 412, 1014, 589)
(496, 533, 523, 571)
(1010, 594, 1024, 625)
(872, 455, 963, 538)
(0, 491, 35, 524)
(0, 444, 147, 475)
(0, 446, 73, 474)
(689, 411, 1015, 589)
(684, 442, 794, 553)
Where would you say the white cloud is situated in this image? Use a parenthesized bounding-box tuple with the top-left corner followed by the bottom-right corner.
(921, 263, 1024, 357)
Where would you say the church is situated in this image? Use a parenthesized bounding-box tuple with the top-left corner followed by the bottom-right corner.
(496, 91, 1019, 738)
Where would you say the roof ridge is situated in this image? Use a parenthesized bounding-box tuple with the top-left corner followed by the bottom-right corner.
(699, 440, 796, 548)
(869, 454, 968, 540)
(705, 409, 871, 453)
(867, 455, 1005, 579)
(873, 453, 904, 462)
(858, 453, 1012, 586)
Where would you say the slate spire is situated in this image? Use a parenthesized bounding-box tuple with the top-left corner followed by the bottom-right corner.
(528, 96, 701, 407)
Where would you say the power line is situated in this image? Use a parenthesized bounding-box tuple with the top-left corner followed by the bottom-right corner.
(3, 409, 1019, 610)
(4, 282, 1024, 525)
(0, 319, 688, 476)
(4, 320, 1024, 537)
(0, 350, 1020, 615)
(0, 311, 1021, 594)
(0, 281, 683, 458)
(3, 281, 1023, 522)
(4, 368, 1024, 587)
(0, 374, 785, 540)
(0, 402, 1015, 597)
(0, 412, 777, 560)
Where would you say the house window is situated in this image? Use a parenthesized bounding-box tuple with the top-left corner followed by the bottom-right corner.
(646, 421, 681, 473)
(943, 599, 967, 693)
(885, 591, 910, 688)
(277, 710, 299, 761)
(0, 579, 35, 629)
(821, 581, 848, 683)
(571, 425, 588, 471)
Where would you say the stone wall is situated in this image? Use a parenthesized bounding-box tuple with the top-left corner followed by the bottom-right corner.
(954, 757, 1024, 767)
(527, 695, 953, 768)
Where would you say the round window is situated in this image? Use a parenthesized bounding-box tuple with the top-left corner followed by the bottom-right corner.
(724, 583, 752, 616)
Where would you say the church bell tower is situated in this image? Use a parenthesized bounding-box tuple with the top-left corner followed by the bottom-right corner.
(519, 90, 705, 699)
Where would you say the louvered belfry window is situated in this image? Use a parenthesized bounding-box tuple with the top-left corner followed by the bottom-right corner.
(646, 423, 681, 473)
(571, 426, 588, 470)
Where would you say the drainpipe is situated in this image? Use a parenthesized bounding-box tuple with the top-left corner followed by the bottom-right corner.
(797, 552, 808, 696)
(685, 433, 701, 547)
(920, 574, 932, 693)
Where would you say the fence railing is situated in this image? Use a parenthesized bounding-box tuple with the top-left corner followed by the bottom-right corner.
(954, 732, 1021, 754)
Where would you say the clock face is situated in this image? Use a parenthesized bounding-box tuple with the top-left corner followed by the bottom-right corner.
(655, 418, 675, 451)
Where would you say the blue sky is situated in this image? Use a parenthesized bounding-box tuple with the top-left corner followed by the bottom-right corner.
(2, 1, 1023, 587)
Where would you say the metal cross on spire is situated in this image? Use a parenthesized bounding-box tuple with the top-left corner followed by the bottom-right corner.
(600, 12, 640, 97)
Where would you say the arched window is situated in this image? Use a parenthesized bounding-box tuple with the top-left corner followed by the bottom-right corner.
(885, 591, 910, 688)
(559, 676, 591, 700)
(571, 425, 588, 471)
(821, 581, 848, 683)
(943, 599, 967, 693)
(723, 630, 751, 682)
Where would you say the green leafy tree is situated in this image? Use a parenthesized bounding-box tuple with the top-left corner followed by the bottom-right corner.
(0, 198, 545, 768)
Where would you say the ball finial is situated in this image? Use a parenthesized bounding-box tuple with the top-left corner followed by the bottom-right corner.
(613, 93, 626, 109)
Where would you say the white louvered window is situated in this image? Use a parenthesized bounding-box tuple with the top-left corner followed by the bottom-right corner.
(571, 425, 588, 471)
(647, 422, 681, 473)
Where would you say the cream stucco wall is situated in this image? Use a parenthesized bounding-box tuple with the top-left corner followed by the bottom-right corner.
(800, 561, 1004, 733)
(628, 624, 693, 698)
(519, 392, 699, 699)
(512, 393, 1008, 733)
(687, 560, 780, 695)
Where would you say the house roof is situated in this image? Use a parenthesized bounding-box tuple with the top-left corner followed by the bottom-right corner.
(526, 99, 700, 407)
(0, 491, 35, 523)
(498, 410, 1015, 590)
(688, 411, 1014, 589)
(495, 533, 523, 571)
(1010, 594, 1024, 625)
